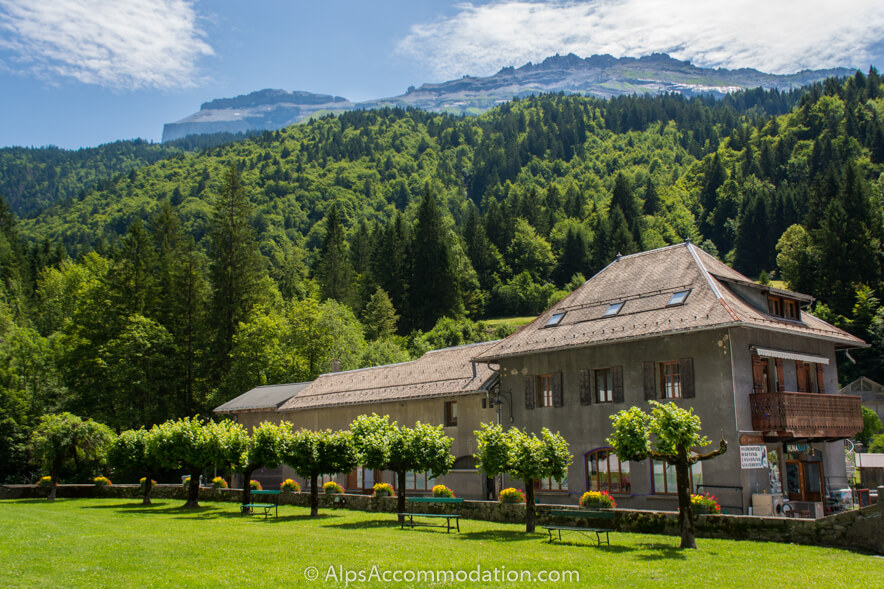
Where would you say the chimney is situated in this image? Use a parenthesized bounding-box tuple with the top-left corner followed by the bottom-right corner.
(329, 358, 341, 373)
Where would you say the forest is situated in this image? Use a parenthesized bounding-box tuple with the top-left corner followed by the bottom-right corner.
(2, 71, 884, 482)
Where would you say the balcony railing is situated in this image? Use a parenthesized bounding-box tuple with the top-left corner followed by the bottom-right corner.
(750, 391, 863, 440)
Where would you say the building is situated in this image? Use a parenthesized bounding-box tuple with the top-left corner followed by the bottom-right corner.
(840, 376, 884, 424)
(472, 242, 865, 514)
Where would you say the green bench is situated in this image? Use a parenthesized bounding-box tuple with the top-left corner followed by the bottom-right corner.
(544, 509, 616, 546)
(400, 497, 463, 533)
(241, 489, 280, 519)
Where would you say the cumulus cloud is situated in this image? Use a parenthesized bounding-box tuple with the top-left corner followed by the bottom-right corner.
(397, 1, 884, 79)
(0, 0, 213, 89)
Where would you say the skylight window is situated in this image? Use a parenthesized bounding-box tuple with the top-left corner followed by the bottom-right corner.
(604, 302, 624, 317)
(667, 290, 691, 306)
(545, 312, 566, 326)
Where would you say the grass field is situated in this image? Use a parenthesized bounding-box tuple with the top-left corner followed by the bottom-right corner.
(0, 499, 881, 588)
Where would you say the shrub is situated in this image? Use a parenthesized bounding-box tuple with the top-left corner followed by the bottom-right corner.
(36, 476, 53, 488)
(323, 481, 344, 494)
(280, 479, 300, 492)
(499, 487, 526, 504)
(139, 477, 157, 490)
(432, 484, 455, 498)
(691, 493, 721, 514)
(249, 479, 263, 491)
(93, 476, 112, 487)
(372, 482, 394, 497)
(579, 490, 616, 509)
(211, 476, 228, 489)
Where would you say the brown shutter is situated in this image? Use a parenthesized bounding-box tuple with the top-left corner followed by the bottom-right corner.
(346, 468, 357, 490)
(643, 361, 656, 400)
(680, 358, 695, 398)
(579, 369, 592, 405)
(796, 361, 808, 392)
(751, 355, 763, 393)
(816, 364, 825, 393)
(552, 372, 564, 407)
(525, 375, 536, 410)
(775, 358, 784, 392)
(612, 366, 624, 403)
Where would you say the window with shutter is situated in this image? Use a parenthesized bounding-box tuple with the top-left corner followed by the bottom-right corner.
(775, 358, 784, 392)
(525, 375, 536, 409)
(594, 368, 612, 403)
(816, 364, 825, 393)
(552, 372, 564, 407)
(751, 355, 764, 393)
(612, 365, 624, 403)
(579, 369, 592, 405)
(660, 361, 681, 398)
(680, 358, 694, 398)
(643, 361, 656, 400)
(796, 361, 809, 392)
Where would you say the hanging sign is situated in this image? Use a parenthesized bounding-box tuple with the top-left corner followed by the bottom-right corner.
(740, 445, 768, 469)
(786, 443, 809, 454)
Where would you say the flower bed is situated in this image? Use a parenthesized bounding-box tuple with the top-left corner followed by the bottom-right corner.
(372, 482, 394, 497)
(691, 493, 721, 514)
(280, 479, 300, 492)
(323, 481, 344, 494)
(93, 476, 111, 487)
(579, 490, 616, 509)
(211, 477, 228, 489)
(498, 488, 526, 504)
(432, 484, 455, 498)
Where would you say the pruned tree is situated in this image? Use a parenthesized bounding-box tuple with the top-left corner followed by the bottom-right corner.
(284, 429, 358, 516)
(30, 412, 115, 501)
(148, 416, 249, 508)
(350, 413, 455, 518)
(239, 421, 293, 507)
(107, 428, 156, 504)
(473, 423, 571, 533)
(608, 401, 727, 549)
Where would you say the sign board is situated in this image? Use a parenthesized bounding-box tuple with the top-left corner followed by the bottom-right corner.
(786, 443, 809, 454)
(740, 434, 765, 445)
(740, 445, 768, 469)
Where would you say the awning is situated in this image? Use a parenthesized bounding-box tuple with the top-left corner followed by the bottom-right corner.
(752, 347, 829, 365)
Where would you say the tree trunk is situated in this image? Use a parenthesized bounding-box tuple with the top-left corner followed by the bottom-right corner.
(142, 474, 153, 505)
(184, 469, 201, 509)
(675, 459, 696, 549)
(397, 470, 407, 523)
(310, 473, 319, 517)
(241, 466, 255, 511)
(525, 480, 536, 533)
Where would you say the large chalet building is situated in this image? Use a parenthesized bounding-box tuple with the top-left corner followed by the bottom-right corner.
(216, 242, 865, 515)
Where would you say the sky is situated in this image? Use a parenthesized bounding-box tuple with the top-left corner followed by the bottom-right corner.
(1, 0, 884, 149)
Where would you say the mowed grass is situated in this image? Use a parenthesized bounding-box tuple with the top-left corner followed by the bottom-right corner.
(0, 499, 881, 588)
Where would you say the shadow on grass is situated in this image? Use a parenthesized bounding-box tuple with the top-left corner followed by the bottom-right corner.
(82, 501, 170, 510)
(453, 530, 545, 543)
(323, 517, 400, 530)
(631, 542, 688, 561)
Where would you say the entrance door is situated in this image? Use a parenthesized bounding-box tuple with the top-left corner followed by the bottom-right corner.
(785, 459, 824, 502)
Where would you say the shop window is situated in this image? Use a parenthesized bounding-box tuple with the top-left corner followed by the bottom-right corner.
(586, 448, 631, 493)
(652, 460, 702, 494)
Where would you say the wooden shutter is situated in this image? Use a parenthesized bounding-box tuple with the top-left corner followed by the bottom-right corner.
(751, 355, 764, 393)
(552, 372, 564, 407)
(612, 366, 624, 403)
(525, 375, 536, 409)
(643, 361, 656, 400)
(796, 361, 808, 392)
(680, 358, 695, 398)
(816, 364, 825, 393)
(346, 468, 357, 490)
(775, 358, 784, 392)
(579, 369, 592, 405)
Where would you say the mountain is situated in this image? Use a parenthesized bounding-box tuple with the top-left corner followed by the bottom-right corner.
(162, 53, 853, 141)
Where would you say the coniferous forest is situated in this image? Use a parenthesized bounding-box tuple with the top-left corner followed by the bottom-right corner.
(2, 71, 884, 482)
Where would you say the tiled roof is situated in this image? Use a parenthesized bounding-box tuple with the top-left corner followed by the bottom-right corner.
(214, 382, 311, 414)
(278, 341, 499, 412)
(474, 242, 866, 362)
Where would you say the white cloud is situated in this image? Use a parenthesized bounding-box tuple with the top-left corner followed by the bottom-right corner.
(0, 0, 213, 89)
(397, 1, 884, 79)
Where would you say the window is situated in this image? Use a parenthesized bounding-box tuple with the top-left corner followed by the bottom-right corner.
(767, 296, 782, 317)
(652, 460, 702, 494)
(537, 475, 568, 492)
(586, 448, 631, 493)
(667, 290, 691, 306)
(546, 312, 566, 326)
(768, 295, 800, 320)
(537, 375, 554, 407)
(352, 466, 378, 491)
(307, 474, 336, 489)
(604, 302, 624, 317)
(403, 471, 436, 491)
(783, 299, 799, 320)
(444, 401, 458, 426)
(660, 361, 681, 398)
(595, 368, 613, 403)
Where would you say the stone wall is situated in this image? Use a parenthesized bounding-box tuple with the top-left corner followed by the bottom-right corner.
(3, 484, 881, 554)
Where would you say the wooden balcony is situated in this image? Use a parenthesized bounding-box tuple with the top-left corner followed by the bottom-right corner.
(750, 392, 863, 441)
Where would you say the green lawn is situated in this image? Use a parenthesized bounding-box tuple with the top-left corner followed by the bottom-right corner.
(0, 499, 881, 588)
(483, 316, 535, 328)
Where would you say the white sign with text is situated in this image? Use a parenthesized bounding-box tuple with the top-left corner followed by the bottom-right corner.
(740, 445, 768, 469)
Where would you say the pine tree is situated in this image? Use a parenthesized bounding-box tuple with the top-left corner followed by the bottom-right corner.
(362, 287, 399, 340)
(642, 177, 661, 215)
(313, 203, 355, 306)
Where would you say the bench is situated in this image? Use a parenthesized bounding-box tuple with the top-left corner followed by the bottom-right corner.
(544, 509, 616, 546)
(400, 497, 463, 533)
(241, 489, 280, 519)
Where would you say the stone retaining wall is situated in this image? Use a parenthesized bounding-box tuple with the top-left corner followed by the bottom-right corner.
(4, 484, 881, 554)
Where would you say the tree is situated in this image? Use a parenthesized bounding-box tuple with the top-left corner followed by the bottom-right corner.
(107, 428, 156, 505)
(608, 401, 727, 549)
(473, 423, 571, 533)
(362, 287, 399, 340)
(239, 421, 293, 508)
(149, 416, 249, 508)
(313, 203, 355, 305)
(856, 407, 883, 447)
(30, 413, 115, 501)
(284, 428, 358, 516)
(350, 413, 455, 518)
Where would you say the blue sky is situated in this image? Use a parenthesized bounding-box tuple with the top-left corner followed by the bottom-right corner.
(2, 0, 884, 149)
